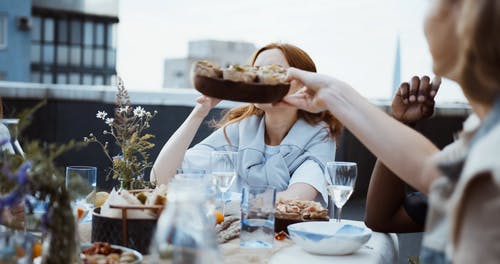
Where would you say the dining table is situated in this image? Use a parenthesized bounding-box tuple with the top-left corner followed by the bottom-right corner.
(79, 218, 399, 264)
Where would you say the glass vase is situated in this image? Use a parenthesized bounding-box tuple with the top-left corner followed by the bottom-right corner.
(41, 197, 80, 264)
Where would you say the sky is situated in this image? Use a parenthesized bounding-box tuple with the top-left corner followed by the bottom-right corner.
(116, 0, 467, 103)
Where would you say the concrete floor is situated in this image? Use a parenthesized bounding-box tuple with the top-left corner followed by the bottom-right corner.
(340, 198, 423, 264)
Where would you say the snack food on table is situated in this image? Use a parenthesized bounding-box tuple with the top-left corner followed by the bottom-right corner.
(192, 60, 222, 79)
(94, 192, 110, 208)
(86, 191, 96, 205)
(99, 185, 168, 219)
(81, 242, 139, 264)
(274, 231, 288, 241)
(222, 64, 258, 83)
(193, 60, 288, 86)
(215, 215, 240, 243)
(275, 199, 329, 221)
(256, 64, 287, 85)
(192, 60, 290, 103)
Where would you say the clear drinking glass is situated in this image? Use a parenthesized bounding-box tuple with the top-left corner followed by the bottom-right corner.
(325, 162, 357, 222)
(210, 151, 238, 216)
(175, 168, 217, 225)
(65, 166, 97, 222)
(240, 186, 276, 248)
(0, 228, 35, 264)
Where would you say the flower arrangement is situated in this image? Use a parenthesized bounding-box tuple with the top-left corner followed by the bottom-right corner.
(0, 101, 87, 263)
(85, 78, 157, 190)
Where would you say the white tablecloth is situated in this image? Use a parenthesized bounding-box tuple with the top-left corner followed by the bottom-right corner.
(270, 220, 399, 264)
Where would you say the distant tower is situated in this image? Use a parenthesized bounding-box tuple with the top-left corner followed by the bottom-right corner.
(392, 35, 401, 96)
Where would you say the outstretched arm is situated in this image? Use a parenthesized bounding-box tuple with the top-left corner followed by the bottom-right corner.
(284, 69, 441, 194)
(151, 96, 220, 185)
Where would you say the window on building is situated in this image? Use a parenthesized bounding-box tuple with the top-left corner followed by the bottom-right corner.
(57, 19, 68, 43)
(56, 45, 68, 65)
(43, 18, 54, 42)
(31, 11, 118, 85)
(32, 16, 41, 41)
(0, 14, 7, 49)
(94, 47, 104, 67)
(30, 71, 40, 83)
(56, 73, 67, 84)
(0, 72, 6, 81)
(31, 43, 41, 63)
(69, 73, 80, 84)
(82, 74, 92, 85)
(43, 44, 55, 64)
(42, 72, 52, 84)
(83, 21, 93, 46)
(94, 75, 104, 85)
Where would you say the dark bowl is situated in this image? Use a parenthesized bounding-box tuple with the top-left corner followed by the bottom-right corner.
(91, 208, 158, 254)
(193, 75, 290, 103)
(275, 217, 329, 234)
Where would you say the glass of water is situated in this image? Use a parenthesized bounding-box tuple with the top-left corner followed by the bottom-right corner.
(65, 166, 97, 222)
(240, 186, 276, 248)
(210, 151, 238, 216)
(325, 162, 357, 222)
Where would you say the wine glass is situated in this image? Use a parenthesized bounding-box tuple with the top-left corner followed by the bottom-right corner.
(210, 151, 238, 216)
(325, 161, 357, 222)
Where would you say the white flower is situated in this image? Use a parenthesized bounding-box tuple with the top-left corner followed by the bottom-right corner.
(96, 111, 108, 119)
(133, 106, 145, 117)
(105, 118, 114, 126)
(119, 106, 129, 113)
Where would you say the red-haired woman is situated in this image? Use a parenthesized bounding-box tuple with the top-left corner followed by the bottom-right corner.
(152, 43, 342, 205)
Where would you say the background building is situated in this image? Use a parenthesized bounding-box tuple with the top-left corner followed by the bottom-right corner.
(0, 0, 32, 82)
(0, 0, 118, 85)
(163, 39, 256, 89)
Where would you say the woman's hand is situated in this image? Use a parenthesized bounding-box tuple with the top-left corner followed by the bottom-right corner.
(193, 95, 221, 118)
(283, 68, 352, 113)
(392, 76, 441, 124)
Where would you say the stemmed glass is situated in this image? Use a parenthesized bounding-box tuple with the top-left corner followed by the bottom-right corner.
(210, 151, 238, 216)
(325, 161, 357, 222)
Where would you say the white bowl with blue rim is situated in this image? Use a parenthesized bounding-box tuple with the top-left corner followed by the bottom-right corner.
(287, 220, 372, 255)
